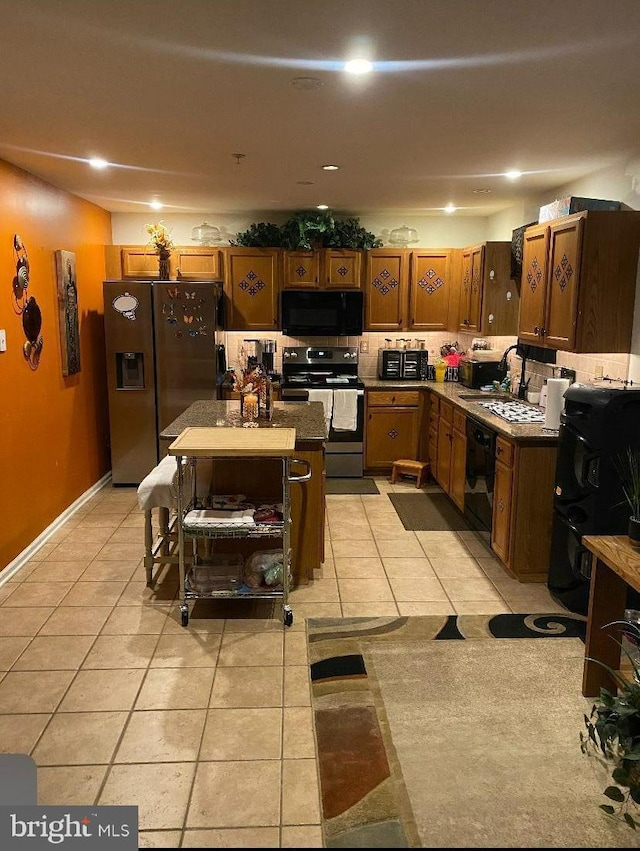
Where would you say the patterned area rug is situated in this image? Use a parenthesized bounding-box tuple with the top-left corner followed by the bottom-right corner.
(304, 613, 639, 849)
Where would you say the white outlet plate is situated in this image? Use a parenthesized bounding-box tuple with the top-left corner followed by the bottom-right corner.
(359, 340, 369, 353)
(0, 329, 6, 352)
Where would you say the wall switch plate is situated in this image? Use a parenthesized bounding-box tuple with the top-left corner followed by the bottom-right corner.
(0, 329, 6, 352)
(359, 340, 369, 353)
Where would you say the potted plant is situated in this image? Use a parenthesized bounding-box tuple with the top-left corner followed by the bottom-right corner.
(581, 619, 640, 828)
(614, 446, 640, 547)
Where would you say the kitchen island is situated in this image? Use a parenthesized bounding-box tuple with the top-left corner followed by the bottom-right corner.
(160, 400, 326, 586)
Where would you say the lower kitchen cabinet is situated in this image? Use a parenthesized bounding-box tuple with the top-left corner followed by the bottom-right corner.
(435, 401, 466, 509)
(365, 390, 423, 471)
(490, 436, 557, 581)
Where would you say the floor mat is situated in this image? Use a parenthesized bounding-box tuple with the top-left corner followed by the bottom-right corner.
(388, 491, 472, 530)
(325, 478, 380, 494)
(305, 614, 633, 849)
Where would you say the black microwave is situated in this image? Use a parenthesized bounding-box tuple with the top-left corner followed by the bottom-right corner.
(281, 290, 363, 336)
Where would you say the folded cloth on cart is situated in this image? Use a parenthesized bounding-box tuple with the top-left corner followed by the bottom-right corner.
(253, 503, 284, 523)
(137, 456, 214, 511)
(331, 388, 359, 431)
(183, 508, 256, 527)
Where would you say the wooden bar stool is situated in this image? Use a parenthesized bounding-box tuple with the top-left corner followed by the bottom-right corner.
(391, 459, 429, 488)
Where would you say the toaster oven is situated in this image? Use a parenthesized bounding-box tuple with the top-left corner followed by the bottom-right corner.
(378, 348, 429, 380)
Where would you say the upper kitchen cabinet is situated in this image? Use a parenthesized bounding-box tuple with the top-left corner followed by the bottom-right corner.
(458, 242, 518, 336)
(364, 249, 409, 330)
(105, 245, 222, 281)
(518, 211, 640, 352)
(324, 249, 363, 289)
(173, 247, 222, 280)
(408, 250, 456, 331)
(223, 247, 281, 331)
(283, 251, 321, 289)
(282, 248, 362, 290)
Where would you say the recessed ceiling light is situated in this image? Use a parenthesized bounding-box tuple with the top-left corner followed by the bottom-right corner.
(149, 200, 164, 210)
(317, 204, 329, 210)
(504, 170, 522, 180)
(322, 164, 340, 171)
(88, 157, 108, 170)
(290, 76, 323, 90)
(473, 188, 492, 194)
(444, 204, 456, 214)
(344, 58, 373, 75)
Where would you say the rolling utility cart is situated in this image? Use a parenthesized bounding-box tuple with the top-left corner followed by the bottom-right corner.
(168, 426, 310, 627)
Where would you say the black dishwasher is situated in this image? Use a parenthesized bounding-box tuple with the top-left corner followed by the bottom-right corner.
(464, 417, 497, 535)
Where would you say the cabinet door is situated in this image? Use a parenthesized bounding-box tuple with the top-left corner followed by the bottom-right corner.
(365, 250, 407, 330)
(459, 249, 472, 330)
(409, 250, 453, 331)
(365, 408, 419, 468)
(518, 226, 549, 344)
(325, 250, 362, 289)
(436, 416, 452, 490)
(224, 249, 280, 331)
(283, 251, 320, 289)
(467, 245, 485, 332)
(121, 248, 160, 279)
(173, 248, 221, 280)
(543, 215, 585, 350)
(491, 459, 513, 564)
(450, 425, 467, 511)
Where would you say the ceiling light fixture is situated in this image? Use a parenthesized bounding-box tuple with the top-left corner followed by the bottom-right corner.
(444, 204, 456, 214)
(232, 153, 246, 165)
(88, 157, 108, 170)
(473, 188, 492, 194)
(317, 204, 329, 210)
(504, 170, 522, 180)
(149, 200, 163, 210)
(290, 76, 324, 90)
(322, 164, 340, 171)
(344, 58, 373, 75)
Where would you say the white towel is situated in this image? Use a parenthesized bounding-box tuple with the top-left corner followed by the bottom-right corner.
(307, 389, 334, 435)
(331, 389, 359, 431)
(136, 455, 213, 511)
(183, 508, 255, 527)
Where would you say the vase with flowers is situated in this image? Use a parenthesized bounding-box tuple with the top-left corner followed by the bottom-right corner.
(145, 221, 175, 280)
(233, 363, 270, 422)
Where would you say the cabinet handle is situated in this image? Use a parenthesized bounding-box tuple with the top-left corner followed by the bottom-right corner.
(541, 327, 546, 336)
(533, 326, 540, 336)
(496, 445, 502, 456)
(498, 500, 505, 513)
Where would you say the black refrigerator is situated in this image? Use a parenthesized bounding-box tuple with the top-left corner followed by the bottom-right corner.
(103, 279, 223, 485)
(547, 384, 640, 615)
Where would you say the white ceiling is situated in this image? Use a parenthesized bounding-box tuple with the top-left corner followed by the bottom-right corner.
(1, 0, 639, 217)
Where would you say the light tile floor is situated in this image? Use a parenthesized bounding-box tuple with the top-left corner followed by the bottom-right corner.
(0, 476, 570, 848)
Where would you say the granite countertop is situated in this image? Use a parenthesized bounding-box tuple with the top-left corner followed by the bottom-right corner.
(160, 400, 327, 443)
(363, 378, 559, 443)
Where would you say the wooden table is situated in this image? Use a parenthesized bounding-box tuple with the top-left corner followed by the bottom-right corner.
(582, 535, 640, 696)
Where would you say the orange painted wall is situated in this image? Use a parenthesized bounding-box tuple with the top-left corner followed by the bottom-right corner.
(0, 158, 112, 571)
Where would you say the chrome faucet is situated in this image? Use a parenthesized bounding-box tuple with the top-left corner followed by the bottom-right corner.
(499, 343, 530, 400)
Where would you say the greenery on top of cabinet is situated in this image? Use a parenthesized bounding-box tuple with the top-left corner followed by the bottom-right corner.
(231, 210, 382, 250)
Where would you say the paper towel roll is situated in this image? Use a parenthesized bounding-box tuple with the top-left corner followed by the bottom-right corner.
(544, 378, 571, 430)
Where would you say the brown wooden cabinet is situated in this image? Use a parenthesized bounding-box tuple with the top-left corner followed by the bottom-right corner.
(106, 245, 222, 281)
(434, 401, 466, 508)
(490, 435, 557, 581)
(458, 242, 518, 336)
(518, 211, 640, 352)
(364, 390, 423, 471)
(408, 250, 456, 331)
(325, 249, 362, 289)
(282, 251, 320, 289)
(223, 247, 280, 331)
(364, 249, 408, 330)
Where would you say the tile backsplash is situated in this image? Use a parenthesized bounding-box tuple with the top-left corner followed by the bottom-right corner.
(221, 330, 631, 387)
